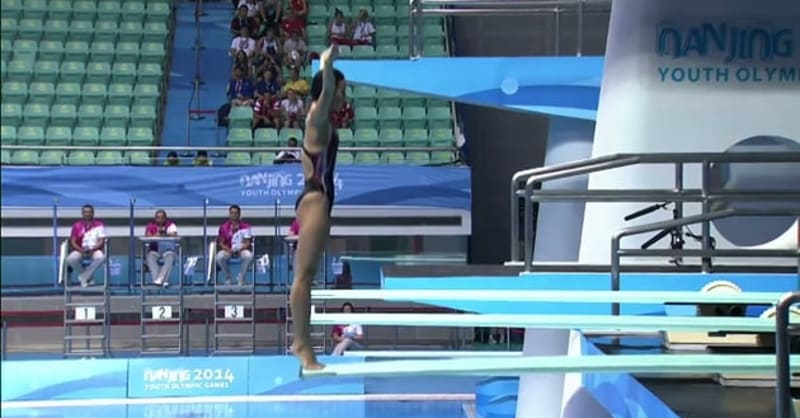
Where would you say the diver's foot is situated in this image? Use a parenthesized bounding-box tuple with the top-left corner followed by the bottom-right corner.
(291, 342, 326, 370)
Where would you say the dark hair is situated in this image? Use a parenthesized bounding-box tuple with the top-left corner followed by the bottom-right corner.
(82, 204, 94, 211)
(229, 204, 241, 213)
(167, 151, 178, 158)
(342, 302, 354, 311)
(310, 68, 345, 102)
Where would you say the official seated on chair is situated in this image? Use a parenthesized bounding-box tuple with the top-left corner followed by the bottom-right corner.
(331, 302, 365, 355)
(216, 204, 254, 286)
(145, 209, 179, 287)
(66, 204, 107, 287)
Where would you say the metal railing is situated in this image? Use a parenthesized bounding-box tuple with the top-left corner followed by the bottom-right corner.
(0, 145, 456, 154)
(408, 0, 612, 58)
(510, 152, 800, 271)
(776, 291, 800, 418)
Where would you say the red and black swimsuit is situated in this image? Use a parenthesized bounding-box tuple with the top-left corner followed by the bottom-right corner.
(295, 131, 339, 216)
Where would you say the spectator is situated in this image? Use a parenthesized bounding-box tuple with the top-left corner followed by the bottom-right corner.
(237, 0, 259, 18)
(280, 89, 304, 128)
(331, 303, 364, 355)
(351, 9, 376, 45)
(328, 9, 349, 45)
(274, 137, 301, 164)
(227, 66, 255, 107)
(259, 0, 283, 33)
(255, 68, 281, 97)
(251, 15, 268, 39)
(230, 6, 254, 37)
(255, 28, 281, 67)
(194, 150, 212, 166)
(164, 151, 179, 166)
(289, 0, 308, 22)
(330, 99, 354, 129)
(280, 9, 306, 39)
(230, 26, 256, 64)
(66, 204, 107, 288)
(144, 209, 178, 287)
(283, 31, 307, 69)
(288, 218, 300, 238)
(281, 67, 309, 96)
(216, 205, 254, 286)
(252, 91, 280, 129)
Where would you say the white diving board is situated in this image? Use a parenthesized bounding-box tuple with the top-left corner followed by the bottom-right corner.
(302, 353, 800, 378)
(309, 311, 785, 333)
(310, 289, 790, 305)
(343, 350, 523, 358)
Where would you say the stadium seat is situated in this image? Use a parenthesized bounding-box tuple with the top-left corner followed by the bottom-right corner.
(254, 128, 279, 146)
(11, 150, 40, 165)
(44, 126, 72, 146)
(67, 150, 95, 165)
(225, 152, 252, 166)
(1, 126, 17, 145)
(39, 150, 66, 165)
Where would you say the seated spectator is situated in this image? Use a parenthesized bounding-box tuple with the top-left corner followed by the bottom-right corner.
(255, 68, 281, 97)
(330, 99, 354, 129)
(280, 89, 305, 128)
(259, 0, 283, 33)
(288, 218, 300, 239)
(274, 137, 301, 164)
(232, 50, 252, 78)
(194, 150, 212, 166)
(216, 205, 254, 286)
(230, 26, 256, 65)
(164, 151, 179, 166)
(66, 204, 107, 288)
(351, 9, 376, 45)
(280, 9, 306, 39)
(328, 9, 349, 45)
(255, 29, 282, 67)
(331, 303, 364, 355)
(230, 5, 254, 37)
(144, 209, 178, 287)
(281, 67, 309, 96)
(252, 91, 280, 129)
(251, 15, 269, 39)
(283, 31, 307, 69)
(288, 0, 307, 22)
(237, 0, 259, 18)
(227, 66, 255, 107)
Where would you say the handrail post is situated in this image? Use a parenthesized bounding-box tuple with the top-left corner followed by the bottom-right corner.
(775, 291, 800, 418)
(128, 197, 136, 294)
(609, 233, 621, 315)
(52, 198, 59, 288)
(576, 0, 584, 56)
(700, 161, 712, 272)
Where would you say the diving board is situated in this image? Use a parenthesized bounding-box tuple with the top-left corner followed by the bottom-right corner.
(302, 353, 800, 378)
(343, 350, 523, 358)
(311, 289, 790, 305)
(310, 311, 785, 333)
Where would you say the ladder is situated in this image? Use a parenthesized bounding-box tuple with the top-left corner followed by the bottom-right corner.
(284, 240, 329, 355)
(209, 241, 256, 355)
(139, 238, 184, 355)
(61, 241, 110, 358)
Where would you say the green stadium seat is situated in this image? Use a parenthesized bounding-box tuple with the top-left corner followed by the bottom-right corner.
(425, 44, 448, 57)
(127, 127, 154, 146)
(378, 128, 403, 147)
(72, 126, 99, 146)
(28, 82, 55, 105)
(429, 128, 454, 147)
(227, 128, 253, 147)
(0, 17, 15, 38)
(11, 150, 40, 165)
(1, 103, 23, 126)
(94, 20, 120, 43)
(140, 42, 165, 64)
(68, 20, 95, 42)
(96, 151, 125, 165)
(279, 128, 303, 144)
(254, 128, 279, 146)
(64, 41, 90, 63)
(90, 41, 116, 63)
(133, 83, 160, 105)
(56, 83, 82, 106)
(337, 128, 354, 147)
(34, 61, 60, 83)
(308, 5, 327, 20)
(12, 41, 38, 62)
(354, 151, 380, 165)
(111, 62, 138, 85)
(38, 41, 65, 62)
(353, 46, 375, 59)
(136, 63, 163, 85)
(1, 149, 10, 164)
(82, 83, 108, 106)
(59, 61, 86, 84)
(6, 61, 32, 83)
(402, 106, 427, 129)
(337, 151, 354, 165)
(116, 42, 141, 65)
(43, 19, 69, 42)
(354, 107, 377, 129)
(229, 106, 254, 130)
(104, 104, 131, 128)
(377, 89, 401, 107)
(1, 2, 20, 20)
(127, 151, 151, 165)
(427, 106, 452, 129)
(225, 152, 252, 166)
(254, 152, 275, 165)
(307, 24, 327, 44)
(16, 126, 45, 146)
(16, 19, 43, 41)
(352, 86, 376, 107)
(77, 104, 104, 128)
(146, 2, 172, 22)
(383, 151, 405, 165)
(47, 0, 72, 19)
(406, 151, 430, 165)
(1, 125, 17, 145)
(39, 150, 66, 165)
(143, 22, 168, 44)
(431, 151, 454, 164)
(401, 92, 424, 107)
(67, 150, 95, 165)
(97, 1, 122, 23)
(376, 45, 399, 59)
(86, 62, 112, 84)
(1, 39, 11, 61)
(378, 106, 402, 129)
(373, 6, 396, 25)
(70, 1, 96, 21)
(44, 126, 72, 146)
(404, 128, 429, 147)
(121, 1, 147, 22)
(108, 83, 134, 106)
(23, 103, 50, 127)
(130, 105, 156, 128)
(50, 104, 77, 127)
(353, 128, 379, 147)
(100, 126, 127, 146)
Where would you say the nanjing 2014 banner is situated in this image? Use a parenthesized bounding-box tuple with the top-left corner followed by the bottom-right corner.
(0, 166, 471, 209)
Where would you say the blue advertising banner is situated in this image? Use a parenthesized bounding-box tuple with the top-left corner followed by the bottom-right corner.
(0, 166, 471, 209)
(127, 356, 249, 398)
(247, 355, 365, 395)
(0, 358, 128, 401)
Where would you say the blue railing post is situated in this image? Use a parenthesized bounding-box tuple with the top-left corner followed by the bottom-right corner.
(128, 198, 136, 293)
(202, 198, 208, 286)
(52, 198, 59, 288)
